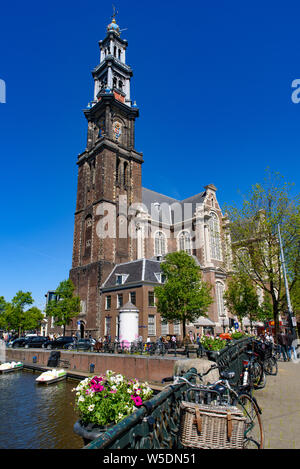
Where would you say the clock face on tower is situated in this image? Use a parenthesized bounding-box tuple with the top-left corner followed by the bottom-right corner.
(113, 121, 122, 140)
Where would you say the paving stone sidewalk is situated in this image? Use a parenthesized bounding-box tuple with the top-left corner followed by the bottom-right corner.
(255, 360, 300, 449)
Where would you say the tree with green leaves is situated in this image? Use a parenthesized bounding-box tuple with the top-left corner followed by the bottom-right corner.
(224, 169, 300, 337)
(0, 291, 43, 335)
(154, 251, 213, 338)
(0, 296, 8, 330)
(45, 279, 81, 336)
(224, 273, 272, 332)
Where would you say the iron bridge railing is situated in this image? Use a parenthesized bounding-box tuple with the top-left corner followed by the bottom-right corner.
(81, 337, 254, 449)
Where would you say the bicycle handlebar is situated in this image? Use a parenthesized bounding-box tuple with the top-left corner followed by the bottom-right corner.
(162, 364, 219, 384)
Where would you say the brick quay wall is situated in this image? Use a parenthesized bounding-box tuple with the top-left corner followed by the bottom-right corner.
(5, 348, 186, 384)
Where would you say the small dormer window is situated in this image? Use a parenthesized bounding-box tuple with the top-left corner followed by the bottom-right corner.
(154, 273, 166, 284)
(115, 274, 128, 285)
(118, 49, 121, 60)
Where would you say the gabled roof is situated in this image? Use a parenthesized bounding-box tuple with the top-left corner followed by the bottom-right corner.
(142, 187, 206, 225)
(101, 258, 162, 290)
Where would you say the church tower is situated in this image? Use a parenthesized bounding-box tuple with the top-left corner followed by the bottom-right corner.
(69, 14, 143, 337)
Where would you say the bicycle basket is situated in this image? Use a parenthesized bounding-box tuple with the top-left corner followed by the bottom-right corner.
(179, 401, 246, 449)
(253, 340, 272, 360)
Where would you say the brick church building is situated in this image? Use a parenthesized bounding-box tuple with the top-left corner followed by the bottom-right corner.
(65, 15, 234, 341)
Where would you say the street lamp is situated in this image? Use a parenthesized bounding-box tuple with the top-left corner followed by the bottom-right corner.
(278, 225, 298, 338)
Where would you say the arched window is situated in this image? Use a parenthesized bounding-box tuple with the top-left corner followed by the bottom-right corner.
(209, 212, 222, 260)
(116, 157, 121, 185)
(154, 231, 167, 257)
(84, 215, 92, 256)
(178, 231, 191, 254)
(123, 161, 128, 187)
(216, 281, 225, 320)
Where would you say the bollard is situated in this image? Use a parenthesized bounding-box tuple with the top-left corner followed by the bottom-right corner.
(89, 363, 95, 374)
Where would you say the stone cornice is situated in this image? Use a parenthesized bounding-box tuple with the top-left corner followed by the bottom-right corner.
(77, 137, 143, 165)
(83, 94, 139, 119)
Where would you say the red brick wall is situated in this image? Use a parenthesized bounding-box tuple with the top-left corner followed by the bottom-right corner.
(6, 349, 178, 384)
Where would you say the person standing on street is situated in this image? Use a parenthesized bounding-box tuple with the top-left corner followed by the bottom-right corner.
(287, 330, 297, 361)
(277, 332, 288, 361)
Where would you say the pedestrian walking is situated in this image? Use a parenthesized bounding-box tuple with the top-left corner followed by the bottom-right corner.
(277, 331, 288, 361)
(287, 330, 297, 361)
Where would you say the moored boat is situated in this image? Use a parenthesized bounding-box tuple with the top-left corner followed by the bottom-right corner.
(0, 361, 24, 374)
(36, 368, 67, 385)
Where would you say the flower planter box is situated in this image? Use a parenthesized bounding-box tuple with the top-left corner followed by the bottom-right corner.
(73, 420, 114, 446)
(205, 350, 220, 362)
(72, 370, 154, 447)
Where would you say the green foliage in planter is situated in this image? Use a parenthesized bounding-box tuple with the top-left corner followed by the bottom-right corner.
(200, 335, 228, 351)
(73, 370, 153, 426)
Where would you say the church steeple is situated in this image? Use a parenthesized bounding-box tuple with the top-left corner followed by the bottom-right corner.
(90, 13, 133, 108)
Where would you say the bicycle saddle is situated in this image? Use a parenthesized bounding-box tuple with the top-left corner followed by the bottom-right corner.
(219, 371, 235, 380)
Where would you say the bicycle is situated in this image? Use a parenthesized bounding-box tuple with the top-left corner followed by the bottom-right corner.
(251, 339, 277, 378)
(240, 350, 266, 390)
(162, 364, 264, 449)
(263, 345, 278, 376)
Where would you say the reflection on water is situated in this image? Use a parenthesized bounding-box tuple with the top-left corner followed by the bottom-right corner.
(0, 370, 83, 449)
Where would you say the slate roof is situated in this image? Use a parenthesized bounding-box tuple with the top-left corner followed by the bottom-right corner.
(101, 259, 163, 290)
(142, 187, 206, 224)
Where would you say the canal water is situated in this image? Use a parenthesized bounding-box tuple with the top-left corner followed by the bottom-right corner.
(0, 370, 83, 449)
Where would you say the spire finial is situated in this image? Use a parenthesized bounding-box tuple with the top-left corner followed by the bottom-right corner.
(107, 4, 121, 35)
(111, 4, 118, 21)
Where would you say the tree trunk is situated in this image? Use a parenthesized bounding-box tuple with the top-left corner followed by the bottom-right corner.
(273, 301, 280, 338)
(182, 318, 186, 340)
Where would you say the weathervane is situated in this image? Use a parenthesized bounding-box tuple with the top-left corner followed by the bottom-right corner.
(111, 4, 118, 20)
(110, 4, 128, 34)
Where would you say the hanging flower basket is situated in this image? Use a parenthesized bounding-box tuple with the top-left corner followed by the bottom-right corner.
(72, 370, 153, 445)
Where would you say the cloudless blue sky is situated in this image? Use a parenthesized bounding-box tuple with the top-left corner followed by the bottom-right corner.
(0, 0, 299, 310)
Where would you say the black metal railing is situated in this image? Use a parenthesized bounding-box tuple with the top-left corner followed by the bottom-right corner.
(80, 337, 254, 449)
(93, 340, 183, 357)
(82, 368, 197, 450)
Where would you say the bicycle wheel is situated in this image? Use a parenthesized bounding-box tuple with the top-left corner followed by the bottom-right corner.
(264, 356, 278, 376)
(252, 361, 266, 389)
(234, 393, 264, 449)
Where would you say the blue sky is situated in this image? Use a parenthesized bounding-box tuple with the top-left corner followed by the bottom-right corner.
(0, 0, 299, 310)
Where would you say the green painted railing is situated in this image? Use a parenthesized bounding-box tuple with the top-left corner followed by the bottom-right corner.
(216, 337, 254, 386)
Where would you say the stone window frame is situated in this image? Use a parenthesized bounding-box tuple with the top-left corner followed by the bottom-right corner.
(105, 295, 111, 310)
(148, 314, 156, 336)
(177, 229, 192, 254)
(154, 230, 167, 257)
(216, 280, 226, 321)
(208, 212, 222, 261)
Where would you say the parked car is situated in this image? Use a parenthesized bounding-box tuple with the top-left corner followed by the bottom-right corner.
(43, 336, 75, 350)
(8, 337, 29, 348)
(24, 336, 49, 348)
(65, 338, 94, 351)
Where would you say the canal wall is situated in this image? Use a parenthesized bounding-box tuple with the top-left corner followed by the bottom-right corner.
(5, 348, 188, 383)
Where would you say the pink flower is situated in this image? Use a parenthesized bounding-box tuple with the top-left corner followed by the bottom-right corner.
(90, 383, 104, 392)
(133, 396, 143, 406)
(131, 395, 143, 406)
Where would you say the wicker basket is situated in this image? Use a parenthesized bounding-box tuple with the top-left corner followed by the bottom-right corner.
(179, 401, 246, 449)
